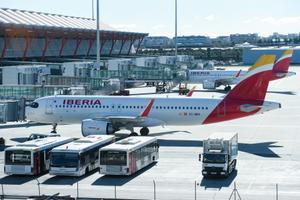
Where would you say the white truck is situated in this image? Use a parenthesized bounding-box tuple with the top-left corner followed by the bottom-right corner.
(200, 132, 238, 177)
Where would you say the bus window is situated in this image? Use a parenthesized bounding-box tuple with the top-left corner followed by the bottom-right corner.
(100, 151, 127, 165)
(51, 152, 79, 168)
(5, 150, 31, 165)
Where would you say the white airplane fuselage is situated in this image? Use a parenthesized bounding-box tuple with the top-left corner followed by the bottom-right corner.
(26, 95, 280, 127)
(188, 70, 246, 84)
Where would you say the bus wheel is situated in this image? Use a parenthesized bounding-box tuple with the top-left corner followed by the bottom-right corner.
(129, 132, 138, 136)
(140, 127, 149, 136)
(85, 167, 89, 174)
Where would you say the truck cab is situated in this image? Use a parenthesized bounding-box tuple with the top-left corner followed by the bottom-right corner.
(200, 132, 238, 178)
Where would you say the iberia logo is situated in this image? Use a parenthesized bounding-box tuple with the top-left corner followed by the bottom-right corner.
(63, 99, 101, 105)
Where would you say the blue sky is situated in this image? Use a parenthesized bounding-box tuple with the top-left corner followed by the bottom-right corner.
(1, 0, 300, 37)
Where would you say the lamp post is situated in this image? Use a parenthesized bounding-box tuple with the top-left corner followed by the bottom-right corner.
(96, 0, 101, 68)
(175, 0, 178, 59)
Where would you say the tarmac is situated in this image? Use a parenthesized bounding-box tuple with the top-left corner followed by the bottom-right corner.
(0, 67, 299, 200)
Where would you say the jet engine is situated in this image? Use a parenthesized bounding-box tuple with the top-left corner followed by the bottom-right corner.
(81, 119, 115, 136)
(203, 80, 216, 89)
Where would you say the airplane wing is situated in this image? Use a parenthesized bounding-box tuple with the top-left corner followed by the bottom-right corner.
(214, 70, 243, 86)
(92, 99, 157, 127)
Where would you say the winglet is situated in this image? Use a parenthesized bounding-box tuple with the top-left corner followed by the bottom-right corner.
(140, 99, 155, 117)
(186, 86, 197, 97)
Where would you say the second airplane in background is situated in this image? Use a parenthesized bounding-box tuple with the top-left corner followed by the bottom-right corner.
(188, 50, 295, 91)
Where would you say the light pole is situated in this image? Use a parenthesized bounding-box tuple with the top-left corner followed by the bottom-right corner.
(92, 0, 94, 20)
(96, 0, 101, 68)
(175, 0, 178, 59)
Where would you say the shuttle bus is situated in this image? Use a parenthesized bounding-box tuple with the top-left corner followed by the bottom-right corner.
(4, 137, 74, 175)
(99, 136, 159, 175)
(49, 135, 115, 176)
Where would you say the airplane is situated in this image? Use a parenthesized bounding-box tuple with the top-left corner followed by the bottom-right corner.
(188, 49, 295, 91)
(26, 55, 281, 136)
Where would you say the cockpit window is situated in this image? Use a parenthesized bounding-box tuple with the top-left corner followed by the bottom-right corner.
(30, 102, 39, 108)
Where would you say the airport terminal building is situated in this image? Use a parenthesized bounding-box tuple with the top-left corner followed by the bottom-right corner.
(243, 47, 300, 65)
(0, 8, 148, 60)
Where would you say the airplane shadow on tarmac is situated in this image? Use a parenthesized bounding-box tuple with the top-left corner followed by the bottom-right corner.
(199, 170, 238, 189)
(0, 122, 47, 129)
(92, 162, 157, 186)
(114, 130, 191, 138)
(267, 90, 296, 95)
(158, 139, 282, 158)
(42, 169, 99, 185)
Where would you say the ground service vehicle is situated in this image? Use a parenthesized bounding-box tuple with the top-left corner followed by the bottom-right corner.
(200, 132, 238, 177)
(4, 137, 74, 175)
(49, 135, 115, 176)
(99, 136, 159, 175)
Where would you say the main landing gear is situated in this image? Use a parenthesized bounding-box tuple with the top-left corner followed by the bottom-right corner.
(224, 85, 231, 92)
(140, 127, 149, 136)
(129, 127, 150, 136)
(51, 123, 57, 133)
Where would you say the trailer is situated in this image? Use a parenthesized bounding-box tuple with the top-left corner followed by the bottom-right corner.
(200, 132, 238, 178)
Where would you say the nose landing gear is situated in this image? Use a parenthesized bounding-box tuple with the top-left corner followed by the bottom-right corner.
(51, 123, 57, 133)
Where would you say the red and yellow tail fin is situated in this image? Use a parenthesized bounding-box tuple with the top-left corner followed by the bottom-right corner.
(203, 55, 276, 124)
(227, 55, 276, 102)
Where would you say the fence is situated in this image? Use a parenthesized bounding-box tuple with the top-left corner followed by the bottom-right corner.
(0, 180, 284, 200)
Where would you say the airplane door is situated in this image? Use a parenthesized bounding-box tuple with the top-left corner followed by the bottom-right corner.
(217, 101, 226, 117)
(45, 99, 54, 114)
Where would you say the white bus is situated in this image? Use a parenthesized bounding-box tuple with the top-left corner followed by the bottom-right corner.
(4, 137, 74, 175)
(99, 136, 159, 175)
(49, 135, 115, 176)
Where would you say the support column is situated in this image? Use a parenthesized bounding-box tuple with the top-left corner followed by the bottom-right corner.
(1, 35, 8, 59)
(127, 38, 135, 55)
(22, 35, 32, 60)
(100, 39, 106, 55)
(136, 37, 144, 53)
(118, 39, 126, 55)
(109, 36, 117, 56)
(73, 37, 83, 57)
(59, 38, 66, 57)
(41, 32, 50, 60)
(86, 39, 95, 57)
